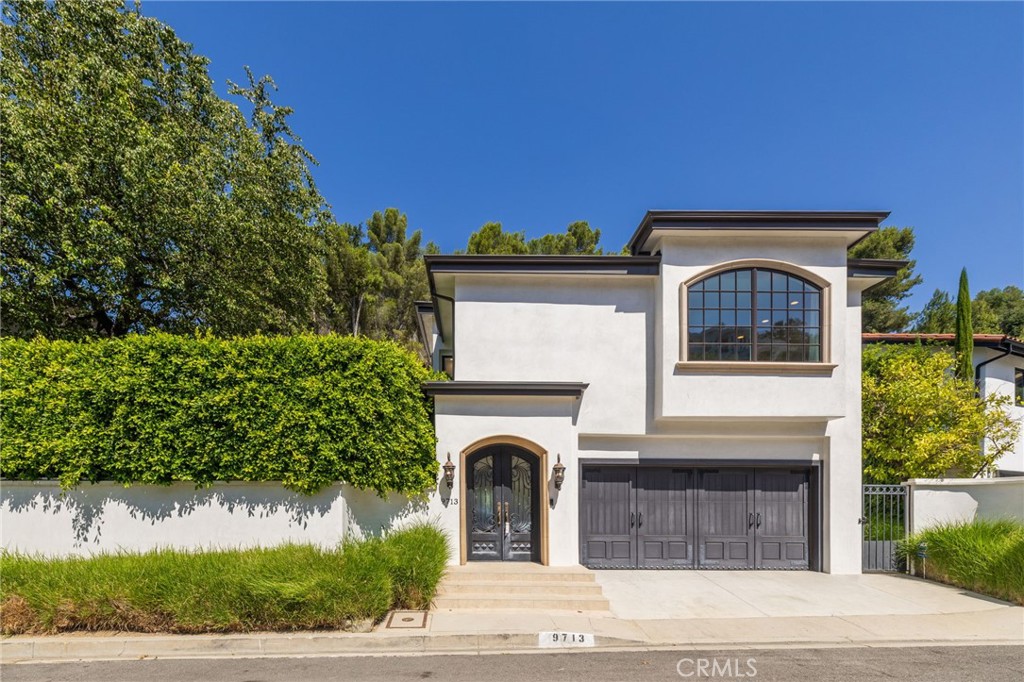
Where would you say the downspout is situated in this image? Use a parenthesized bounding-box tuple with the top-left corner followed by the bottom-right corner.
(974, 345, 1011, 392)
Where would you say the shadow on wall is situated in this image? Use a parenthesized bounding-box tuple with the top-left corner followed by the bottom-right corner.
(341, 486, 429, 540)
(1, 482, 427, 552)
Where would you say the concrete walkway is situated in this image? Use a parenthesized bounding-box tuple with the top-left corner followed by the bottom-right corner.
(593, 571, 1016, 619)
(3, 574, 1022, 664)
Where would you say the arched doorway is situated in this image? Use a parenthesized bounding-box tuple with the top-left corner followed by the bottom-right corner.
(465, 444, 541, 562)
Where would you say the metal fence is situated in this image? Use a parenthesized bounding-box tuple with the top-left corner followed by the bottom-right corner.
(861, 484, 908, 572)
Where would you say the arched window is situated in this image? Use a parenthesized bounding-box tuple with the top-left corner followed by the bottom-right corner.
(687, 268, 822, 362)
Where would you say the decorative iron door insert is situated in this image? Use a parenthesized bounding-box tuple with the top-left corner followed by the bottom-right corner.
(466, 446, 540, 562)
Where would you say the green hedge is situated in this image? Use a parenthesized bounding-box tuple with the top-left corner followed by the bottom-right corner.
(0, 334, 440, 494)
(1, 523, 451, 634)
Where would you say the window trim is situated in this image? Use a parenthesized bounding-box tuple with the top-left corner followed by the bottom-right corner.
(678, 259, 833, 373)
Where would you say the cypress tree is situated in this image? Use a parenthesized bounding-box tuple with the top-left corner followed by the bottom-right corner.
(954, 268, 974, 381)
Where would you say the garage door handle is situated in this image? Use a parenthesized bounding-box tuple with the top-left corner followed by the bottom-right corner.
(748, 513, 755, 529)
(756, 512, 761, 528)
(630, 512, 635, 528)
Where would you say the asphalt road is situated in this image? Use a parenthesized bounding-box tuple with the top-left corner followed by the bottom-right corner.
(3, 645, 1022, 682)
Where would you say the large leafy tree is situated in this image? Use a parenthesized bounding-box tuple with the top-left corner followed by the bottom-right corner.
(1, 0, 329, 338)
(974, 286, 1024, 338)
(913, 286, 1014, 335)
(862, 344, 1018, 483)
(848, 226, 922, 332)
(463, 220, 605, 255)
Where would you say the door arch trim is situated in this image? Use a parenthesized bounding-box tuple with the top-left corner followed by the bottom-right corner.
(459, 436, 549, 565)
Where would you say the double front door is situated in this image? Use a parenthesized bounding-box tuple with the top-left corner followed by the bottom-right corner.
(581, 466, 810, 569)
(466, 445, 540, 562)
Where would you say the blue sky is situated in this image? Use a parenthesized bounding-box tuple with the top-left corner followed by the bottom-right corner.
(145, 1, 1023, 311)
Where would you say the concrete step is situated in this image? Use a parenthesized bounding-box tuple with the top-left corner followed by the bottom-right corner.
(437, 580, 605, 596)
(432, 593, 611, 612)
(435, 564, 609, 611)
(442, 566, 596, 583)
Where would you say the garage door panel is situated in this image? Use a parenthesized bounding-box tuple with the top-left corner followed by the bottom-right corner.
(755, 469, 809, 569)
(637, 468, 695, 568)
(581, 467, 635, 568)
(698, 469, 754, 568)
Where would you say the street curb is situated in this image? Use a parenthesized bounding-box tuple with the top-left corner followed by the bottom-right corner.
(0, 632, 644, 663)
(4, 633, 1023, 664)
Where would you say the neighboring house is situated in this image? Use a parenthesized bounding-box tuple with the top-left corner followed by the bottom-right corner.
(863, 333, 1024, 476)
(415, 211, 902, 574)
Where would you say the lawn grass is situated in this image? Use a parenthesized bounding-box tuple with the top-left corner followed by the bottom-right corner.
(0, 523, 449, 635)
(899, 519, 1024, 606)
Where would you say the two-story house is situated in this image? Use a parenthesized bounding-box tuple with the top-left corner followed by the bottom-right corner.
(415, 211, 902, 574)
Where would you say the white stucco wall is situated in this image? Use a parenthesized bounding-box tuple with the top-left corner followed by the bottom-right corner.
(452, 276, 654, 435)
(906, 477, 1024, 532)
(430, 394, 579, 566)
(0, 481, 426, 557)
(655, 236, 851, 421)
(975, 348, 1024, 474)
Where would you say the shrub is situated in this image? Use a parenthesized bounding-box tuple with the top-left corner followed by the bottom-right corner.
(0, 523, 450, 634)
(862, 344, 1019, 483)
(0, 334, 441, 495)
(898, 519, 1024, 605)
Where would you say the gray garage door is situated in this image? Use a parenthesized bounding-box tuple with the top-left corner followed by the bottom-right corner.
(581, 466, 810, 570)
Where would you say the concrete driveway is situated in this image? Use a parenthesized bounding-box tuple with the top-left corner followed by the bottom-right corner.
(594, 570, 1015, 619)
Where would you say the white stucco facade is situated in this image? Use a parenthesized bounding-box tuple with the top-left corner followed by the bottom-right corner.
(421, 211, 898, 575)
(975, 347, 1024, 475)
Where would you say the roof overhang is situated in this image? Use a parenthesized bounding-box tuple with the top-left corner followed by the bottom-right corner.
(414, 300, 435, 359)
(425, 254, 661, 277)
(847, 257, 908, 292)
(422, 381, 589, 398)
(628, 210, 891, 255)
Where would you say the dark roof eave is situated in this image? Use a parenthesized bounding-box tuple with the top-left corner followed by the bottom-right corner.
(847, 258, 908, 279)
(424, 254, 661, 277)
(628, 210, 891, 255)
(422, 381, 589, 398)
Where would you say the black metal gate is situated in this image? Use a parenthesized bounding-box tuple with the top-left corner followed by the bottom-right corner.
(861, 484, 907, 572)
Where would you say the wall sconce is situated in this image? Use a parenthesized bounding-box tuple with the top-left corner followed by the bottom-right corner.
(443, 453, 456, 489)
(552, 454, 566, 490)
